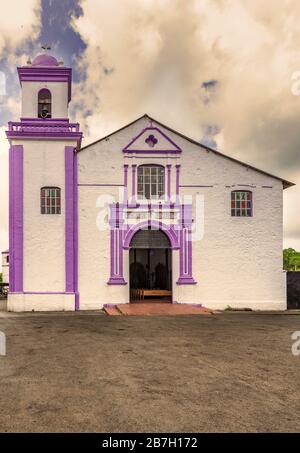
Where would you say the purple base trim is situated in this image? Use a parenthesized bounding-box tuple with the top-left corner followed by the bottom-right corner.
(103, 303, 118, 308)
(107, 277, 127, 285)
(10, 291, 76, 295)
(176, 277, 197, 285)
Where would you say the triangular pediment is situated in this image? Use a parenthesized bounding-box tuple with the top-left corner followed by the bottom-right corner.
(122, 126, 182, 154)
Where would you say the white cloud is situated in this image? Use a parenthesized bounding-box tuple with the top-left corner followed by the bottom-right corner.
(71, 0, 300, 248)
(0, 0, 41, 271)
(0, 0, 41, 54)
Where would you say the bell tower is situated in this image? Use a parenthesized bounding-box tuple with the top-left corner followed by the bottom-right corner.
(6, 51, 82, 311)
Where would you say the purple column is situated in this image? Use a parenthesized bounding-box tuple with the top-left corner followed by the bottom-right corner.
(107, 203, 126, 285)
(167, 164, 171, 199)
(123, 164, 128, 203)
(177, 205, 196, 285)
(175, 164, 180, 197)
(9, 145, 23, 292)
(65, 146, 75, 294)
(73, 152, 79, 309)
(132, 164, 137, 201)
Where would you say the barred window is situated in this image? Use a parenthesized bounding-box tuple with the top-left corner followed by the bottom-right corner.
(231, 191, 252, 217)
(41, 187, 61, 214)
(137, 165, 164, 200)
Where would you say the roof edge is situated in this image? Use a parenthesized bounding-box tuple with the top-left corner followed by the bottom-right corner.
(78, 113, 295, 189)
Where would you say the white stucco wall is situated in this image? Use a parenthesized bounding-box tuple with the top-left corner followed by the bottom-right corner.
(77, 116, 286, 310)
(7, 293, 75, 312)
(21, 81, 68, 118)
(19, 139, 70, 293)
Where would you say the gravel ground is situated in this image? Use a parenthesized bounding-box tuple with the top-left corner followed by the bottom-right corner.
(0, 310, 300, 432)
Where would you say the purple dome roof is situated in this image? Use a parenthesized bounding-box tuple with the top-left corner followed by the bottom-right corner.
(32, 54, 59, 67)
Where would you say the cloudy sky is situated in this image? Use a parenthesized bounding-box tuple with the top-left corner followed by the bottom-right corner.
(0, 0, 300, 262)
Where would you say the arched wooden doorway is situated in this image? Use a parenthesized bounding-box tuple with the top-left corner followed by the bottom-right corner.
(129, 228, 172, 303)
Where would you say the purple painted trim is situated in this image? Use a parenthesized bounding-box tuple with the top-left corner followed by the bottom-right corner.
(11, 120, 80, 131)
(78, 183, 124, 187)
(180, 185, 213, 188)
(6, 121, 82, 147)
(126, 156, 177, 159)
(17, 66, 72, 102)
(20, 117, 69, 123)
(107, 205, 127, 285)
(175, 164, 180, 197)
(107, 278, 127, 285)
(123, 220, 180, 250)
(176, 277, 196, 285)
(132, 164, 137, 199)
(175, 205, 196, 285)
(65, 147, 75, 293)
(124, 150, 181, 155)
(74, 152, 79, 310)
(9, 147, 14, 290)
(167, 164, 171, 198)
(7, 131, 82, 142)
(123, 164, 128, 203)
(9, 145, 23, 292)
(17, 292, 76, 295)
(108, 202, 196, 286)
(109, 229, 114, 280)
(123, 127, 182, 154)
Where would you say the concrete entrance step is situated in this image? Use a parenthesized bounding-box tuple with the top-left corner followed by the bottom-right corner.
(113, 303, 213, 316)
(103, 305, 122, 316)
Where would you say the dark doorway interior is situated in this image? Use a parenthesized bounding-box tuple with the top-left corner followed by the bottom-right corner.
(129, 229, 172, 302)
(287, 272, 300, 309)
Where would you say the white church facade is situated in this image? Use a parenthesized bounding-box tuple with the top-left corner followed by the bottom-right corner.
(6, 53, 294, 312)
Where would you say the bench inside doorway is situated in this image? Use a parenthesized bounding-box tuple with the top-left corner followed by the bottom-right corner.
(131, 289, 172, 300)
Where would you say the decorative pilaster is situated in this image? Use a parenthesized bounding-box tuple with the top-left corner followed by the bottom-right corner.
(65, 146, 76, 294)
(123, 164, 128, 203)
(131, 164, 137, 201)
(175, 164, 180, 197)
(177, 204, 196, 285)
(9, 145, 23, 292)
(167, 164, 171, 199)
(107, 203, 127, 285)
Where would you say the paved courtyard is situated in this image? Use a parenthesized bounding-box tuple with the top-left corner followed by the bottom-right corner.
(0, 310, 300, 432)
